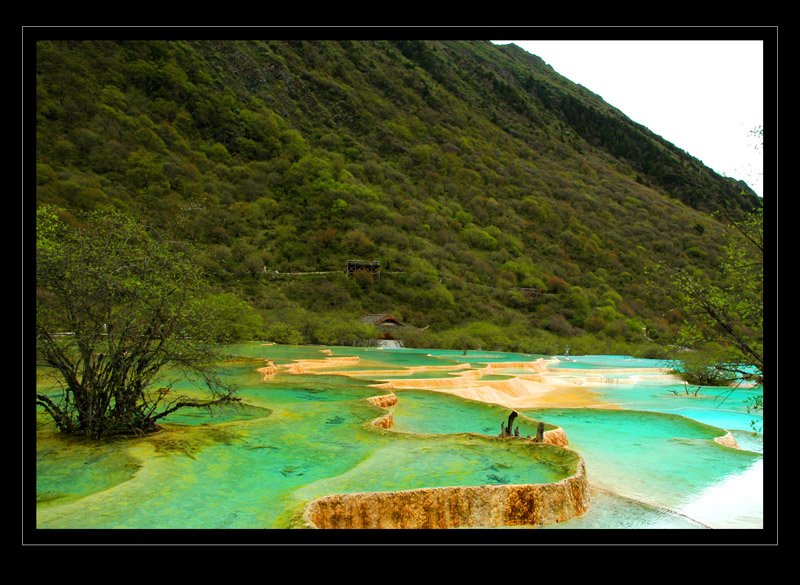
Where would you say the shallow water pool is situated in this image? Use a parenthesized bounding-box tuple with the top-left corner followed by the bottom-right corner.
(34, 344, 764, 533)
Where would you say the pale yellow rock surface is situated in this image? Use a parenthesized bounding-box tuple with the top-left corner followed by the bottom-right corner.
(366, 392, 398, 408)
(302, 455, 590, 529)
(714, 431, 741, 449)
(294, 394, 588, 529)
(255, 353, 737, 528)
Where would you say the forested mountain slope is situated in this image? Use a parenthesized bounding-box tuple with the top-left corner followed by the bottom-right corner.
(34, 39, 761, 355)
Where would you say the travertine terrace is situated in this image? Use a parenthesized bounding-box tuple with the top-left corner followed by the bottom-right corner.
(263, 353, 741, 528)
(299, 388, 589, 529)
(302, 461, 590, 528)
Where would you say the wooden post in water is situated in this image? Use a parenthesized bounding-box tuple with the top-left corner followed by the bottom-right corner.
(499, 410, 518, 438)
(507, 411, 518, 436)
(535, 421, 545, 442)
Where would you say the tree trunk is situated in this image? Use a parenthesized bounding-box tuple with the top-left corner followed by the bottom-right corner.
(507, 410, 518, 433)
(499, 410, 519, 438)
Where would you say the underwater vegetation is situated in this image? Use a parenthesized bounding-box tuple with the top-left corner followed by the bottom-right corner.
(34, 344, 763, 532)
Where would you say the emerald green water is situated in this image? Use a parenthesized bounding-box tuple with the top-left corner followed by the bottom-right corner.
(34, 344, 764, 531)
(388, 390, 556, 437)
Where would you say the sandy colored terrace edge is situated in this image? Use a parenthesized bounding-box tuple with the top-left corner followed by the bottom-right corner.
(300, 392, 590, 529)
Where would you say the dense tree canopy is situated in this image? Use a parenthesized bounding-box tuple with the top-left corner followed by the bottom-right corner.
(33, 39, 762, 358)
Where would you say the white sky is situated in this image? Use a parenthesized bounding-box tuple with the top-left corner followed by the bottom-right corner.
(492, 40, 764, 197)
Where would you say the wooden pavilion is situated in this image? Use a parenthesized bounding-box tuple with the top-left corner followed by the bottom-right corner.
(359, 313, 405, 339)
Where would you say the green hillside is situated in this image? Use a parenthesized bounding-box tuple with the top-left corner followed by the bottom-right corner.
(33, 39, 761, 356)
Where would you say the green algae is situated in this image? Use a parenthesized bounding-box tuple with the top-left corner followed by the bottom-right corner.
(290, 434, 578, 506)
(34, 352, 576, 529)
(389, 389, 555, 437)
(36, 431, 142, 507)
(34, 343, 763, 530)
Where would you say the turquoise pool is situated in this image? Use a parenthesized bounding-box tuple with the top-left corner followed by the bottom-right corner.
(34, 344, 765, 533)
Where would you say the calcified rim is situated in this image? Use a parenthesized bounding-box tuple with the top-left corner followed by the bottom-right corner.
(300, 392, 590, 529)
(272, 355, 735, 527)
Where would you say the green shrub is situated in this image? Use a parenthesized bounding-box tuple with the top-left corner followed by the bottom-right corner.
(265, 322, 304, 345)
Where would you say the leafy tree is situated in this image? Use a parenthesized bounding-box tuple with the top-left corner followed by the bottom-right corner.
(264, 322, 304, 345)
(667, 342, 740, 387)
(664, 204, 763, 382)
(192, 292, 264, 342)
(35, 206, 239, 439)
